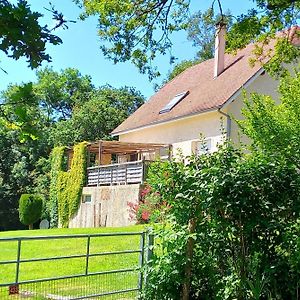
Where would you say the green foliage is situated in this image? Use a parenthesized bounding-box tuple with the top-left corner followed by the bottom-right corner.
(0, 83, 43, 141)
(0, 124, 51, 230)
(238, 68, 300, 165)
(128, 185, 168, 224)
(50, 86, 144, 146)
(0, 68, 144, 230)
(226, 1, 300, 77)
(64, 142, 88, 223)
(57, 171, 69, 228)
(19, 194, 43, 229)
(143, 144, 300, 299)
(0, 0, 62, 68)
(186, 8, 232, 62)
(35, 67, 95, 120)
(49, 146, 66, 228)
(52, 142, 88, 228)
(77, 0, 300, 79)
(78, 0, 191, 79)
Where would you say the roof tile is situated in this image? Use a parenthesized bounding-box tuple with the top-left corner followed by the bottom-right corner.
(113, 29, 299, 135)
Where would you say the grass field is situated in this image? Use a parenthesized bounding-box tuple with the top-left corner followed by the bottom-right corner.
(0, 225, 146, 299)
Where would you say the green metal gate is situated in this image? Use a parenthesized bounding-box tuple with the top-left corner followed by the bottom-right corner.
(0, 231, 151, 299)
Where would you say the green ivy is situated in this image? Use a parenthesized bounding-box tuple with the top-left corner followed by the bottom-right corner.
(57, 171, 69, 228)
(49, 142, 88, 228)
(49, 146, 65, 228)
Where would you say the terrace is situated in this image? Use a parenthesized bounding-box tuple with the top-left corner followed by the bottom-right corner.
(68, 140, 171, 186)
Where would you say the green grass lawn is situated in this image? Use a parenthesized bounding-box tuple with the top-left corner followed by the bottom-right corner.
(0, 225, 146, 300)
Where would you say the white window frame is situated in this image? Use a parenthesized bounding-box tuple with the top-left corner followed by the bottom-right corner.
(82, 194, 92, 203)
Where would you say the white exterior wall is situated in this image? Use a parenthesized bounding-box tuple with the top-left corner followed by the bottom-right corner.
(119, 111, 225, 157)
(118, 71, 279, 155)
(226, 71, 279, 145)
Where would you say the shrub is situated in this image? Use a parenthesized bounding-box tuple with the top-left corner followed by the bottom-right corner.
(142, 145, 300, 299)
(19, 194, 43, 230)
(128, 184, 169, 224)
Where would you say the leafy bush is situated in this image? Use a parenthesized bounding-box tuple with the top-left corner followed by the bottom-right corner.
(19, 194, 43, 230)
(128, 184, 169, 224)
(142, 144, 300, 299)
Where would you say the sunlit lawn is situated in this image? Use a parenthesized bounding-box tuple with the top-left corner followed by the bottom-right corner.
(0, 225, 145, 299)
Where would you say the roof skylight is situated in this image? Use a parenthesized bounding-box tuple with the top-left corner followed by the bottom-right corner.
(159, 91, 189, 114)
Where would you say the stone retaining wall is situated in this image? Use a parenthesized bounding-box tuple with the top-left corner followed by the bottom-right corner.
(69, 184, 141, 228)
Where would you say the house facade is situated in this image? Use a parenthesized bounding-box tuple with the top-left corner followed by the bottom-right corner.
(112, 26, 282, 156)
(68, 25, 299, 228)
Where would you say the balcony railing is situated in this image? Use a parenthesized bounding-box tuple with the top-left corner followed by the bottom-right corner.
(87, 160, 151, 186)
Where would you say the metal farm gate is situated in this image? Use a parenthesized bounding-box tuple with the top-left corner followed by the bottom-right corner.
(0, 231, 152, 300)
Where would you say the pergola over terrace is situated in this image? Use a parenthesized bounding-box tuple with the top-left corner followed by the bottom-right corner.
(82, 140, 171, 186)
(87, 140, 171, 162)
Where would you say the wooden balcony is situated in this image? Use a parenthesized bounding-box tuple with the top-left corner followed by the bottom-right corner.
(87, 160, 151, 186)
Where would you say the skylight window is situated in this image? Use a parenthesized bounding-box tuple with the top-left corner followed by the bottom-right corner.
(159, 91, 189, 114)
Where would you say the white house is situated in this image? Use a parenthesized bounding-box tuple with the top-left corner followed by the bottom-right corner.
(112, 25, 299, 157)
(69, 25, 299, 228)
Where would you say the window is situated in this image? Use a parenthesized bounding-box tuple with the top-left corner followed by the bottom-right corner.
(159, 91, 189, 114)
(82, 194, 92, 203)
(159, 146, 170, 160)
(129, 153, 138, 162)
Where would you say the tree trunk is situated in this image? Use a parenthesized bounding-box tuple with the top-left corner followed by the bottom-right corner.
(29, 224, 33, 230)
(182, 218, 197, 300)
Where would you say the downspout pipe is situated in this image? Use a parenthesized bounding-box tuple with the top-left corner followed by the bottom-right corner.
(218, 108, 231, 140)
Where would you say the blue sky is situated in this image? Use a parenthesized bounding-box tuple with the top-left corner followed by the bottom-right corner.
(0, 0, 255, 99)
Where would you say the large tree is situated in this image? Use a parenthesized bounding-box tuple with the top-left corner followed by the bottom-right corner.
(35, 67, 95, 120)
(0, 68, 145, 230)
(51, 85, 145, 145)
(76, 0, 300, 79)
(0, 0, 64, 69)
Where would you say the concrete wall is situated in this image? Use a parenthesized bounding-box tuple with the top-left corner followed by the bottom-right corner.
(69, 184, 141, 228)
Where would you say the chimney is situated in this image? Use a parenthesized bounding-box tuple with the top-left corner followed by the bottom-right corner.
(214, 22, 226, 78)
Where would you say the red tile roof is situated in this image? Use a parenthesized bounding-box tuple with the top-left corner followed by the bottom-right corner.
(112, 28, 299, 135)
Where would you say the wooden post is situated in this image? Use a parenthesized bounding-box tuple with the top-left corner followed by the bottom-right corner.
(168, 145, 172, 160)
(97, 141, 102, 187)
(87, 146, 91, 167)
(98, 141, 102, 166)
(182, 218, 197, 300)
(125, 164, 128, 184)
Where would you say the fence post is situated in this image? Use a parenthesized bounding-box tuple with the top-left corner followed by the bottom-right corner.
(143, 227, 154, 292)
(138, 232, 145, 294)
(146, 228, 154, 263)
(15, 239, 22, 284)
(85, 236, 91, 275)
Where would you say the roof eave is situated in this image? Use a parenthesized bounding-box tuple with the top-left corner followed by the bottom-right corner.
(220, 67, 265, 109)
(112, 66, 265, 137)
(111, 107, 219, 137)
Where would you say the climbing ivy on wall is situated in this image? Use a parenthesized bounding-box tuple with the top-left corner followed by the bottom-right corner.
(58, 142, 88, 227)
(49, 146, 66, 228)
(49, 142, 88, 228)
